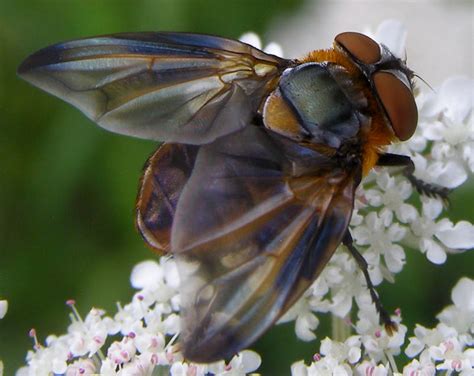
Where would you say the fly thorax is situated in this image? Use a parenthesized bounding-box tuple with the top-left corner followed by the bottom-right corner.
(263, 62, 370, 150)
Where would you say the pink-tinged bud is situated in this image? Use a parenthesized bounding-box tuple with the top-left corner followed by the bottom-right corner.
(451, 360, 462, 371)
(313, 353, 321, 361)
(443, 340, 455, 351)
(93, 336, 103, 344)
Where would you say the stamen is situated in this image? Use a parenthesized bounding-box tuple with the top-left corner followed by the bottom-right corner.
(28, 328, 41, 350)
(66, 299, 84, 323)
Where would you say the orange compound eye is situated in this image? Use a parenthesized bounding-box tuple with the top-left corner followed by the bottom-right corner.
(373, 72, 418, 141)
(335, 32, 381, 64)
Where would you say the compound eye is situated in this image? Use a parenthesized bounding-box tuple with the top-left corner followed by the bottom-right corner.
(373, 71, 418, 141)
(335, 32, 381, 64)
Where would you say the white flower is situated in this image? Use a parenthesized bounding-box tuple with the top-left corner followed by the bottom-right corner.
(355, 301, 407, 362)
(432, 337, 474, 374)
(402, 357, 436, 376)
(365, 172, 417, 224)
(404, 278, 474, 375)
(130, 260, 164, 289)
(353, 211, 407, 278)
(134, 332, 165, 355)
(320, 336, 362, 364)
(436, 277, 474, 336)
(418, 77, 474, 174)
(279, 296, 320, 341)
(65, 358, 96, 376)
(107, 336, 137, 365)
(364, 19, 407, 58)
(325, 252, 364, 317)
(118, 352, 159, 376)
(224, 350, 262, 375)
(169, 361, 192, 376)
(67, 307, 110, 357)
(411, 197, 474, 264)
(239, 32, 284, 57)
(292, 357, 353, 376)
(0, 300, 7, 319)
(355, 360, 390, 376)
(20, 337, 69, 375)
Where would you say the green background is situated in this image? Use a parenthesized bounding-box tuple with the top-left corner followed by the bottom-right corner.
(0, 1, 473, 375)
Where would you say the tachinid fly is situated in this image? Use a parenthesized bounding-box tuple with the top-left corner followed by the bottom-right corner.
(18, 30, 448, 363)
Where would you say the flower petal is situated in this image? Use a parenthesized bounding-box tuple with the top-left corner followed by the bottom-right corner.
(295, 311, 318, 341)
(450, 277, 474, 311)
(264, 42, 283, 57)
(397, 203, 418, 223)
(438, 76, 474, 124)
(421, 120, 445, 141)
(291, 360, 308, 376)
(438, 161, 467, 188)
(239, 32, 262, 49)
(239, 350, 262, 373)
(422, 198, 443, 220)
(421, 239, 447, 264)
(436, 221, 474, 249)
(0, 300, 7, 319)
(374, 19, 407, 58)
(130, 260, 163, 289)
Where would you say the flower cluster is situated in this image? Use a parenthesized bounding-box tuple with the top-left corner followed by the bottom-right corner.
(17, 259, 261, 375)
(15, 21, 474, 375)
(404, 278, 474, 375)
(292, 277, 474, 376)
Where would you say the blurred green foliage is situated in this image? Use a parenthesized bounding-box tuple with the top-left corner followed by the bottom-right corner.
(0, 1, 473, 375)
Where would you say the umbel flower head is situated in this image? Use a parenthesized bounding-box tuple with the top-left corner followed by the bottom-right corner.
(16, 20, 473, 375)
(17, 259, 262, 376)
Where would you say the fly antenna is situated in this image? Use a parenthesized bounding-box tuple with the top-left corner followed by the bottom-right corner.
(414, 73, 434, 92)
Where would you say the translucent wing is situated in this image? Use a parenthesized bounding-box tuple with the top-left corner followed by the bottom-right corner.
(158, 126, 360, 362)
(18, 32, 288, 144)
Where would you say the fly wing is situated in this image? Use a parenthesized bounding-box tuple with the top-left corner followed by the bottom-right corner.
(18, 32, 288, 144)
(170, 126, 360, 362)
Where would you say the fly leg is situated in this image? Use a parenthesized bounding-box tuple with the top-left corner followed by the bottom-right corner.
(343, 231, 397, 334)
(377, 153, 451, 204)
